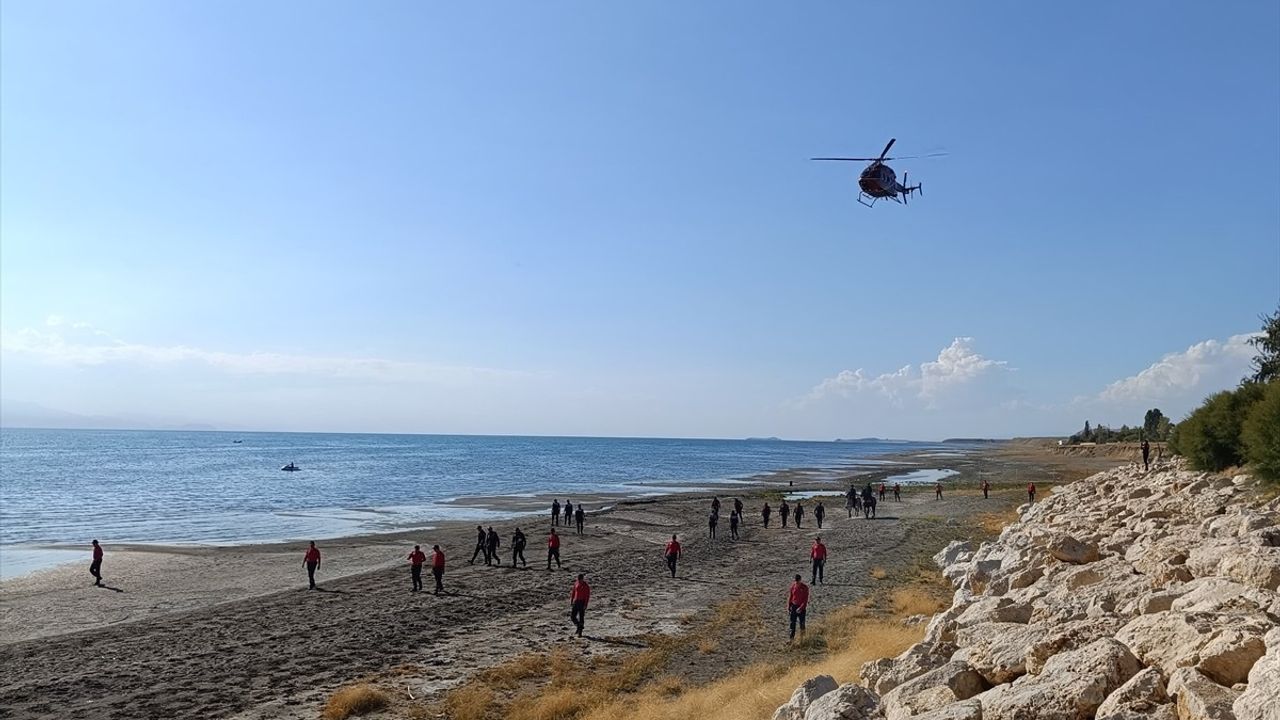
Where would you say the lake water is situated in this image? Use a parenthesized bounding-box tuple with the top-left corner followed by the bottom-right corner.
(0, 429, 958, 576)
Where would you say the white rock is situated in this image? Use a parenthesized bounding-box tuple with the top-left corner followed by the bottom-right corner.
(1045, 533, 1100, 564)
(802, 683, 880, 720)
(1233, 632, 1280, 720)
(1095, 667, 1170, 719)
(1166, 666, 1242, 720)
(955, 622, 1039, 684)
(976, 638, 1141, 720)
(879, 661, 988, 720)
(910, 699, 982, 720)
(773, 675, 839, 720)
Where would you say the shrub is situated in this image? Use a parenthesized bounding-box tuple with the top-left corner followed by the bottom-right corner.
(1242, 381, 1280, 482)
(322, 683, 390, 720)
(1172, 383, 1266, 471)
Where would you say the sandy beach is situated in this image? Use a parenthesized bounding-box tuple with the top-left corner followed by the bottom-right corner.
(0, 444, 1118, 719)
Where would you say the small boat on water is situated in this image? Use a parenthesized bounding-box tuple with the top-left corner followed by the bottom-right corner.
(232, 440, 243, 444)
(281, 462, 301, 472)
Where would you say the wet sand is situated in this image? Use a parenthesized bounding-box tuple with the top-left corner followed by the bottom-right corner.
(0, 444, 1119, 719)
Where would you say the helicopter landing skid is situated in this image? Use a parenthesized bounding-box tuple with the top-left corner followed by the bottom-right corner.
(857, 192, 878, 208)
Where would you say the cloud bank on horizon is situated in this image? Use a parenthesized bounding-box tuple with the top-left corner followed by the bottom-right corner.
(0, 316, 1259, 440)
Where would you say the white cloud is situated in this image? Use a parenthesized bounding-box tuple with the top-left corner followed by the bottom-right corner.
(1091, 334, 1257, 405)
(1, 325, 525, 385)
(804, 337, 1009, 406)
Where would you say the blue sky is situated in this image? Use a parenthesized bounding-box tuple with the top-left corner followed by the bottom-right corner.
(2, 2, 1277, 439)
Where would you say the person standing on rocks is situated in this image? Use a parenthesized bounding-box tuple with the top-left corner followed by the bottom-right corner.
(729, 509, 740, 539)
(485, 527, 501, 566)
(780, 500, 790, 528)
(511, 528, 528, 568)
(430, 545, 445, 594)
(762, 503, 773, 528)
(814, 502, 825, 529)
(1141, 440, 1151, 471)
(664, 534, 682, 577)
(810, 537, 827, 585)
(1027, 482, 1036, 503)
(551, 499, 561, 527)
(90, 539, 104, 587)
(794, 501, 805, 528)
(470, 525, 488, 565)
(574, 506, 585, 535)
(547, 528, 562, 570)
(787, 574, 810, 641)
(408, 544, 427, 591)
(303, 541, 321, 590)
(569, 573, 591, 637)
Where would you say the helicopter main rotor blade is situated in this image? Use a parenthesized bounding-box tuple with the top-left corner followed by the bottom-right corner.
(878, 138, 896, 161)
(810, 157, 880, 161)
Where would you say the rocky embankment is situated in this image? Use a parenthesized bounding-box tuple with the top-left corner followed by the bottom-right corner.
(772, 461, 1280, 720)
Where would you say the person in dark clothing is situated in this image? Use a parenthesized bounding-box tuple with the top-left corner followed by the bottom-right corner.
(733, 498, 744, 521)
(665, 534, 681, 577)
(729, 510, 740, 539)
(408, 544, 426, 591)
(551, 499, 561, 527)
(935, 482, 943, 500)
(794, 502, 804, 529)
(846, 489, 858, 518)
(788, 575, 809, 641)
(1027, 482, 1036, 504)
(303, 541, 321, 590)
(762, 503, 772, 528)
(90, 539, 104, 586)
(564, 500, 574, 525)
(574, 506, 585, 535)
(485, 527, 501, 566)
(982, 480, 990, 499)
(1141, 440, 1151, 471)
(780, 501, 790, 528)
(814, 502, 825, 529)
(711, 497, 721, 515)
(547, 528, 562, 570)
(431, 545, 445, 594)
(511, 528, 528, 567)
(470, 525, 488, 564)
(569, 574, 591, 637)
(893, 483, 902, 502)
(708, 510, 718, 539)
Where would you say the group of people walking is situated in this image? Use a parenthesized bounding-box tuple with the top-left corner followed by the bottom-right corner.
(550, 499, 586, 535)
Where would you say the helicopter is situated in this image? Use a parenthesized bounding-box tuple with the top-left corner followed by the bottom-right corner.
(811, 138, 945, 208)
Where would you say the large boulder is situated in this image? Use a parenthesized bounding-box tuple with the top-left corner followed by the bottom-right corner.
(911, 699, 983, 720)
(1045, 534, 1100, 564)
(1233, 627, 1280, 720)
(955, 597, 1033, 628)
(1115, 610, 1272, 686)
(955, 622, 1039, 684)
(975, 638, 1141, 720)
(1094, 667, 1174, 720)
(879, 661, 988, 720)
(859, 640, 955, 695)
(773, 675, 838, 720)
(1166, 666, 1241, 720)
(802, 683, 880, 720)
(1024, 616, 1126, 675)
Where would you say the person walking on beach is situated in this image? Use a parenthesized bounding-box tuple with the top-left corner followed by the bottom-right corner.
(665, 534, 682, 577)
(729, 509, 740, 539)
(1141, 440, 1151, 471)
(762, 503, 772, 528)
(569, 573, 591, 637)
(780, 500, 790, 528)
(1027, 482, 1036, 504)
(90, 539, 104, 587)
(511, 528, 528, 567)
(470, 525, 488, 565)
(879, 483, 887, 502)
(935, 482, 943, 500)
(846, 489, 857, 518)
(734, 498, 744, 521)
(564, 500, 574, 526)
(794, 501, 805, 529)
(431, 545, 445, 594)
(788, 574, 810, 641)
(982, 480, 990, 500)
(711, 497, 721, 515)
(810, 537, 827, 585)
(551, 499, 561, 527)
(574, 506, 585, 535)
(408, 544, 427, 592)
(708, 509, 718, 539)
(303, 541, 321, 590)
(893, 483, 902, 502)
(814, 502, 825, 529)
(485, 527, 501, 566)
(547, 528, 562, 570)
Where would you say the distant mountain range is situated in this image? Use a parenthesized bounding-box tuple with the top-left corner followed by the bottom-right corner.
(0, 400, 218, 432)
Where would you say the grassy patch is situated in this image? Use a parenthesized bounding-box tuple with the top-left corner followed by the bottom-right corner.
(869, 566, 888, 580)
(322, 683, 391, 720)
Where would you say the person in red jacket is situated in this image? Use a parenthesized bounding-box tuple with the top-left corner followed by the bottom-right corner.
(303, 541, 321, 590)
(430, 545, 445, 594)
(788, 574, 810, 641)
(90, 539, 104, 587)
(810, 537, 828, 585)
(547, 528, 561, 570)
(408, 544, 427, 592)
(1027, 482, 1036, 504)
(664, 534, 682, 577)
(569, 573, 591, 637)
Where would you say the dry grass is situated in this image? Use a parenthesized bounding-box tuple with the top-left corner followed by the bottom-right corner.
(869, 566, 888, 580)
(889, 586, 948, 617)
(976, 508, 1019, 537)
(322, 683, 391, 720)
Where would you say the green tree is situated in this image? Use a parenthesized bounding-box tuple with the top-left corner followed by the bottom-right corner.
(1249, 306, 1280, 383)
(1242, 381, 1280, 482)
(1143, 409, 1166, 439)
(1174, 383, 1266, 471)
